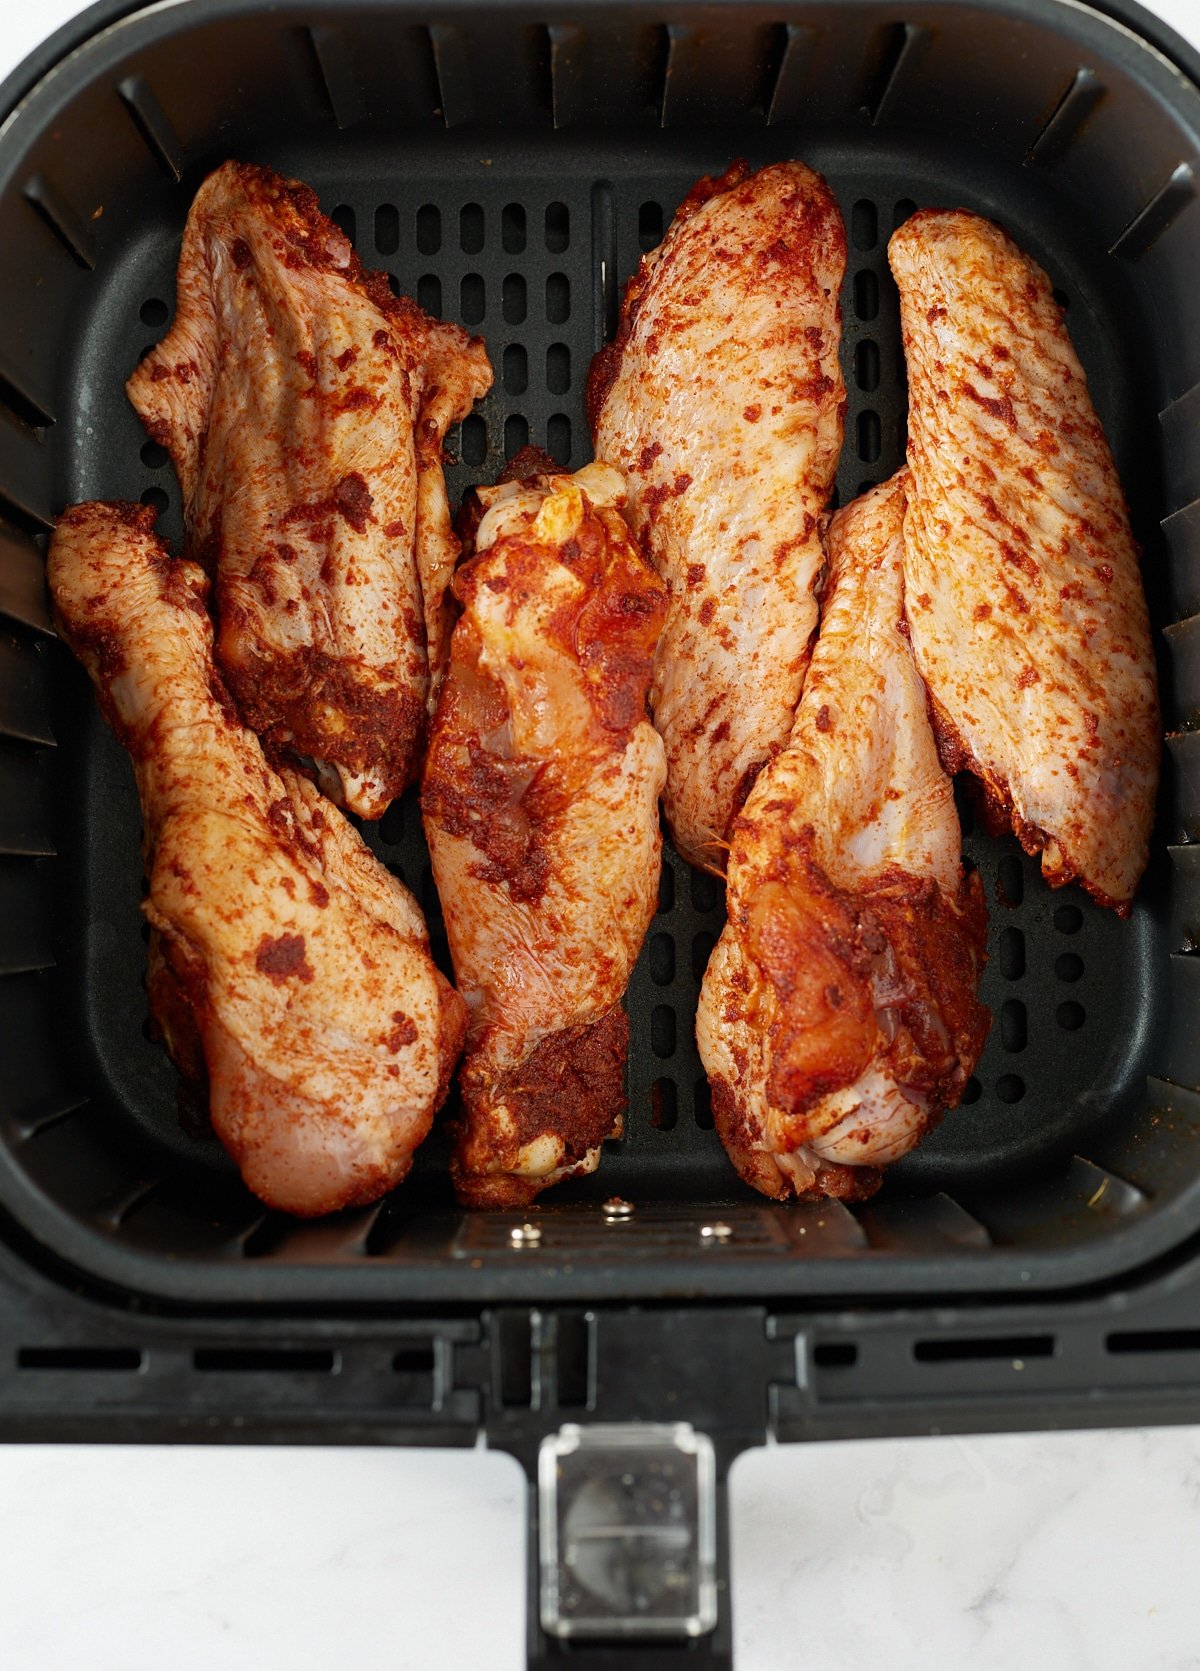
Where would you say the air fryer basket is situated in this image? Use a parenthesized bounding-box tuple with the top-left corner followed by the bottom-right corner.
(3, 0, 1200, 1663)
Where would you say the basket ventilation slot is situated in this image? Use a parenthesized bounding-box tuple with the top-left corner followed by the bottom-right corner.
(1106, 1329, 1200, 1354)
(766, 23, 816, 124)
(1110, 163, 1197, 260)
(193, 1347, 338, 1373)
(117, 77, 183, 181)
(306, 26, 367, 129)
(18, 1346, 143, 1371)
(429, 24, 474, 127)
(862, 22, 924, 126)
(1026, 67, 1105, 167)
(0, 366, 52, 436)
(913, 1334, 1055, 1363)
(24, 175, 95, 269)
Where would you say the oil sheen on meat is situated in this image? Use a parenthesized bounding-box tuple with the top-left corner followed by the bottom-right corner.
(128, 161, 492, 819)
(696, 476, 990, 1201)
(422, 456, 667, 1207)
(588, 160, 846, 870)
(49, 501, 468, 1217)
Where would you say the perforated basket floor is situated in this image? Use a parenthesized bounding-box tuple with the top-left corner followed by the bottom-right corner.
(1, 0, 1199, 1310)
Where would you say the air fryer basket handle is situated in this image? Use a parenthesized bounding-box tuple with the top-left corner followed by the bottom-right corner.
(520, 1428, 737, 1671)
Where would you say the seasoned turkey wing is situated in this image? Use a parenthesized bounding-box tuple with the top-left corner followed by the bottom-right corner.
(697, 476, 990, 1202)
(48, 501, 467, 1217)
(588, 159, 846, 870)
(422, 460, 667, 1208)
(889, 209, 1159, 912)
(127, 161, 492, 819)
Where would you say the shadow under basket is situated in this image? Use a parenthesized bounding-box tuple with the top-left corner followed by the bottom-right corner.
(3, 2, 1200, 1309)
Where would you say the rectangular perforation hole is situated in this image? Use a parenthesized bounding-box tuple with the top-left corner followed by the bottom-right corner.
(374, 203, 399, 256)
(503, 343, 528, 395)
(459, 412, 486, 467)
(857, 410, 881, 463)
(651, 1004, 676, 1057)
(502, 202, 526, 253)
(546, 342, 570, 394)
(694, 1076, 714, 1129)
(913, 1335, 1053, 1363)
(547, 413, 571, 465)
(545, 201, 569, 252)
(460, 202, 484, 254)
(18, 1347, 143, 1371)
(650, 1077, 677, 1130)
(999, 925, 1025, 979)
(503, 273, 527, 324)
(638, 201, 663, 252)
(497, 1311, 533, 1408)
(812, 1341, 858, 1368)
(1000, 997, 1027, 1052)
(854, 340, 880, 392)
(392, 1343, 436, 1403)
(851, 199, 878, 251)
(416, 203, 441, 254)
(854, 270, 879, 321)
(460, 273, 485, 326)
(193, 1347, 338, 1373)
(1107, 1329, 1200, 1354)
(556, 1312, 590, 1408)
(546, 273, 570, 324)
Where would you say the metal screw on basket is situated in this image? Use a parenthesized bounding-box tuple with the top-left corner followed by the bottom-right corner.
(509, 1222, 543, 1249)
(699, 1222, 733, 1245)
(601, 1198, 635, 1223)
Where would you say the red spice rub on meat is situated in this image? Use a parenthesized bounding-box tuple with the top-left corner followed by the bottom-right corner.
(422, 460, 667, 1207)
(127, 160, 492, 820)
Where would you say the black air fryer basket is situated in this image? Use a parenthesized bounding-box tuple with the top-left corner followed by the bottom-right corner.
(3, 0, 1200, 1662)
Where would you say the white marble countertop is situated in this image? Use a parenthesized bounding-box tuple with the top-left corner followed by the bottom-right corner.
(4, 1, 1200, 1666)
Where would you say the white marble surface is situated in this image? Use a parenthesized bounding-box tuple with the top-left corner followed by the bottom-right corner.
(5, 1, 1200, 1667)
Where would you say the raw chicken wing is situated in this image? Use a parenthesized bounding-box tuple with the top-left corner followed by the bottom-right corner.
(889, 209, 1158, 912)
(49, 501, 467, 1216)
(422, 457, 667, 1207)
(128, 161, 492, 818)
(588, 160, 846, 869)
(697, 476, 989, 1201)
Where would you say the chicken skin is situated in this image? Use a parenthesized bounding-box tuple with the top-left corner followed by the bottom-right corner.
(696, 476, 989, 1201)
(128, 161, 492, 819)
(889, 209, 1158, 912)
(48, 501, 467, 1217)
(422, 457, 667, 1207)
(588, 160, 846, 870)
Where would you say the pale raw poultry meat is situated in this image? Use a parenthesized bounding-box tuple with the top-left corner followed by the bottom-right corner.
(889, 209, 1159, 912)
(48, 501, 467, 1217)
(128, 160, 492, 819)
(588, 159, 846, 870)
(422, 456, 667, 1207)
(697, 476, 990, 1202)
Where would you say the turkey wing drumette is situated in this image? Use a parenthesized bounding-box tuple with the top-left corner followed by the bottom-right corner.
(422, 458, 667, 1207)
(697, 476, 989, 1201)
(49, 501, 467, 1216)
